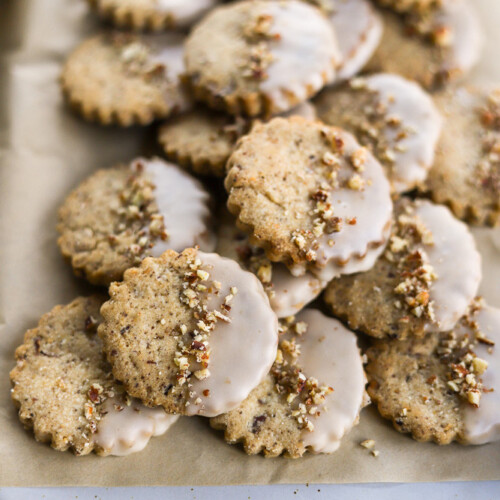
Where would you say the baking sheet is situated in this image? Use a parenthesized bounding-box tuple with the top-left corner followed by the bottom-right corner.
(1, 0, 499, 487)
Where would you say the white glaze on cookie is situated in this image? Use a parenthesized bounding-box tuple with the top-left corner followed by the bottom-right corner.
(462, 305, 500, 445)
(93, 397, 178, 456)
(415, 200, 481, 332)
(216, 218, 326, 318)
(434, 0, 483, 81)
(155, 0, 218, 27)
(290, 129, 393, 280)
(332, 0, 383, 81)
(185, 252, 279, 417)
(259, 1, 340, 111)
(131, 158, 215, 255)
(362, 74, 442, 193)
(287, 309, 367, 453)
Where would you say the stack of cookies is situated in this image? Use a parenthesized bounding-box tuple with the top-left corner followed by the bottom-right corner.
(10, 0, 500, 459)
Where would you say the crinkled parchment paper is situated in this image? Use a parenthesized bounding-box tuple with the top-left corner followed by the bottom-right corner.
(0, 0, 499, 487)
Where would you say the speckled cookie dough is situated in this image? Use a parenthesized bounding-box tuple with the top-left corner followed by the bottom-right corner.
(366, 1, 482, 89)
(366, 299, 500, 445)
(308, 0, 383, 81)
(98, 248, 279, 417)
(210, 309, 368, 457)
(225, 116, 392, 281)
(315, 73, 442, 193)
(184, 0, 340, 116)
(57, 157, 214, 286)
(87, 0, 219, 31)
(426, 86, 500, 226)
(10, 296, 178, 456)
(324, 198, 482, 340)
(61, 32, 189, 126)
(157, 101, 316, 177)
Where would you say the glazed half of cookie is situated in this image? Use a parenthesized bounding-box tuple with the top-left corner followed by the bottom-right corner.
(324, 198, 482, 340)
(426, 86, 500, 226)
(366, 299, 500, 445)
(61, 32, 189, 125)
(184, 0, 341, 116)
(10, 296, 178, 456)
(366, 0, 482, 89)
(225, 116, 393, 281)
(57, 157, 214, 286)
(315, 73, 443, 193)
(98, 248, 279, 417)
(211, 309, 368, 458)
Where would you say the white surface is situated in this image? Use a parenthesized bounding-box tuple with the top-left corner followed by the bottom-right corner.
(1, 483, 499, 499)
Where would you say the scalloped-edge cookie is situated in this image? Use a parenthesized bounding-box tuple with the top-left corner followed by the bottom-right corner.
(87, 0, 219, 31)
(366, 1, 482, 89)
(366, 299, 500, 445)
(157, 101, 316, 177)
(426, 86, 500, 227)
(225, 116, 393, 281)
(184, 0, 341, 116)
(10, 296, 178, 456)
(210, 309, 368, 457)
(61, 32, 189, 126)
(57, 157, 215, 286)
(315, 73, 442, 193)
(324, 198, 482, 340)
(98, 248, 279, 417)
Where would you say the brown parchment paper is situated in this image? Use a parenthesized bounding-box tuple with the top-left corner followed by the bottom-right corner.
(1, 0, 500, 488)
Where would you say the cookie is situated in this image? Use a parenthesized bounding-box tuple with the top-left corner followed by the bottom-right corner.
(157, 101, 317, 177)
(87, 0, 218, 31)
(324, 198, 482, 340)
(98, 248, 279, 417)
(216, 211, 326, 318)
(184, 0, 340, 117)
(225, 116, 393, 281)
(374, 0, 441, 14)
(57, 157, 215, 286)
(366, 299, 500, 445)
(309, 0, 383, 81)
(426, 87, 500, 227)
(315, 73, 443, 193)
(210, 309, 368, 457)
(366, 1, 482, 89)
(10, 296, 178, 456)
(61, 32, 189, 126)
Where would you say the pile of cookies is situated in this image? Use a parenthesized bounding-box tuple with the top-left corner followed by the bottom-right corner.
(10, 0, 500, 458)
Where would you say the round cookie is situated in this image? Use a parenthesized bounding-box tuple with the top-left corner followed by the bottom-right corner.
(10, 296, 178, 456)
(157, 101, 317, 177)
(308, 0, 383, 81)
(216, 212, 326, 318)
(98, 248, 279, 417)
(210, 309, 368, 457)
(366, 1, 482, 89)
(61, 32, 189, 126)
(426, 86, 500, 227)
(184, 0, 340, 117)
(225, 116, 393, 281)
(315, 73, 443, 193)
(324, 198, 482, 340)
(87, 0, 219, 31)
(57, 157, 214, 286)
(366, 299, 500, 445)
